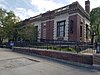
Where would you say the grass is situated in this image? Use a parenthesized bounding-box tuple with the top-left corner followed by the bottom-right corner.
(33, 45, 76, 52)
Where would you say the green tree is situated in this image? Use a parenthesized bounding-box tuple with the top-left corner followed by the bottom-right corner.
(0, 26, 3, 44)
(90, 7, 100, 43)
(4, 11, 17, 41)
(0, 8, 7, 44)
(0, 8, 20, 43)
(18, 24, 37, 42)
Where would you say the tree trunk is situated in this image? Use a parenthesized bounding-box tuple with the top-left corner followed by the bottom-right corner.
(0, 37, 3, 45)
(91, 35, 94, 44)
(91, 31, 94, 44)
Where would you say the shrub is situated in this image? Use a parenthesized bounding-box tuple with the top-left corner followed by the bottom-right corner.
(67, 47, 76, 52)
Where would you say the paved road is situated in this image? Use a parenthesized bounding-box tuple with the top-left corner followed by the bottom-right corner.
(0, 48, 100, 75)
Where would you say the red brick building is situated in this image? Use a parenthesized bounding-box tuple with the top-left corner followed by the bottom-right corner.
(23, 0, 90, 42)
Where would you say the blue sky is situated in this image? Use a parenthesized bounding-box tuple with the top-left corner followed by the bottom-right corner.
(0, 0, 100, 20)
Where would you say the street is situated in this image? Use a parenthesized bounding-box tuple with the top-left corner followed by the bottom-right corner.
(0, 48, 100, 75)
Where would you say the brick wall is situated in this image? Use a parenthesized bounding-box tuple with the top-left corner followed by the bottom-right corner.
(68, 15, 77, 41)
(41, 20, 54, 40)
(68, 14, 86, 42)
(13, 47, 93, 65)
(46, 20, 54, 40)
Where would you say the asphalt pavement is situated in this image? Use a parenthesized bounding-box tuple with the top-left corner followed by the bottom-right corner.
(0, 48, 100, 75)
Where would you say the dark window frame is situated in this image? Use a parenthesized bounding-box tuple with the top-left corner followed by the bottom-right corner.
(86, 24, 88, 39)
(57, 20, 66, 37)
(80, 26, 82, 37)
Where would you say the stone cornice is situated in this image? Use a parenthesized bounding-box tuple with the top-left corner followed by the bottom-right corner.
(22, 1, 89, 23)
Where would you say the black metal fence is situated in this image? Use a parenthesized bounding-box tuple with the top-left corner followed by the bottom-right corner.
(1, 39, 98, 53)
(10, 39, 94, 53)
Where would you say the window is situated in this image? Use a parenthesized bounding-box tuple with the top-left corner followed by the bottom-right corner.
(43, 29, 46, 39)
(43, 22, 46, 27)
(42, 22, 46, 39)
(57, 20, 65, 37)
(80, 26, 82, 37)
(86, 24, 88, 39)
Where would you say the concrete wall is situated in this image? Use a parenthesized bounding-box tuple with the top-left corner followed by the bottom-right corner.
(54, 13, 69, 40)
(84, 17, 90, 42)
(77, 13, 90, 42)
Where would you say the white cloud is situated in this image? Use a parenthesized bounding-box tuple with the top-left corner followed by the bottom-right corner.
(13, 0, 65, 20)
(88, 0, 100, 9)
(0, 0, 5, 2)
(29, 0, 100, 19)
(0, 4, 6, 9)
(31, 0, 64, 13)
(14, 8, 38, 20)
(0, 0, 7, 9)
(12, 0, 100, 20)
(68, 0, 100, 10)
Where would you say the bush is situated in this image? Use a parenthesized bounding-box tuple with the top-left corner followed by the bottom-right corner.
(33, 45, 76, 52)
(67, 47, 76, 52)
